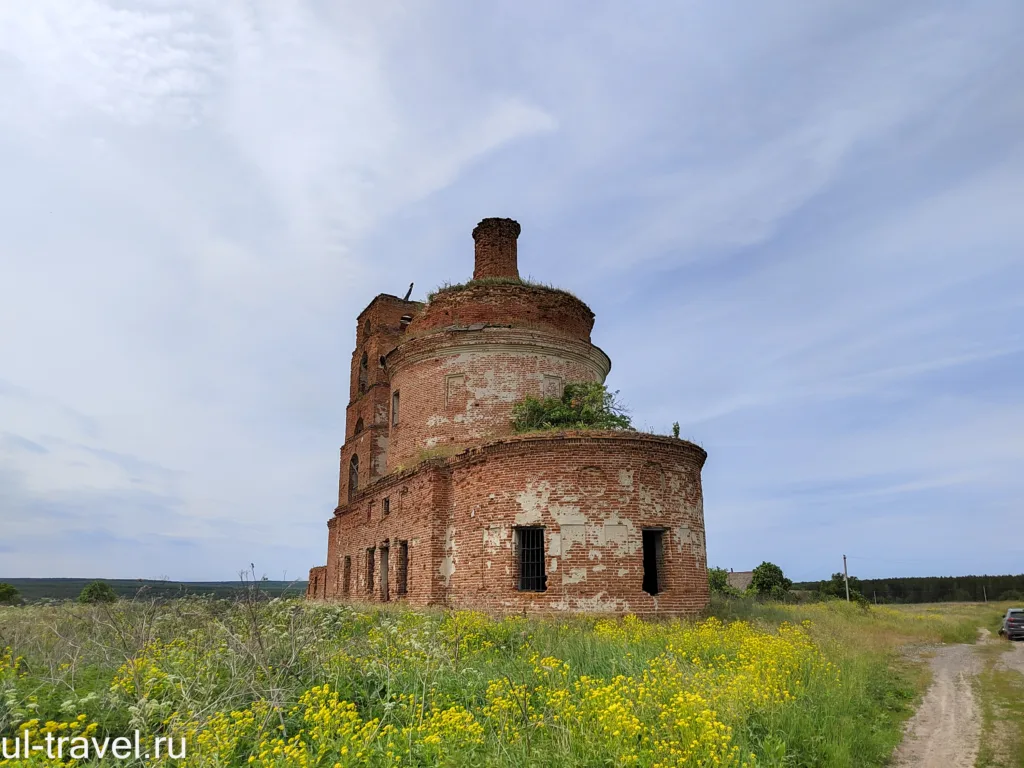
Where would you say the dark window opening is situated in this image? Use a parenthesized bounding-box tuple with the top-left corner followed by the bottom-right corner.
(397, 541, 409, 596)
(516, 527, 547, 592)
(383, 497, 390, 515)
(348, 455, 359, 502)
(354, 417, 364, 434)
(380, 545, 390, 602)
(363, 319, 371, 337)
(358, 352, 368, 394)
(642, 529, 665, 596)
(366, 548, 375, 594)
(391, 390, 400, 426)
(342, 556, 351, 596)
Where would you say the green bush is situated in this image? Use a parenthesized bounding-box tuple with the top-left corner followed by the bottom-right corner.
(0, 582, 20, 605)
(511, 382, 633, 433)
(708, 567, 745, 598)
(751, 561, 793, 598)
(78, 581, 118, 604)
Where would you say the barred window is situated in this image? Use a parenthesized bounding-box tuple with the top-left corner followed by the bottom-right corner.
(366, 547, 375, 594)
(342, 556, 351, 596)
(516, 527, 547, 592)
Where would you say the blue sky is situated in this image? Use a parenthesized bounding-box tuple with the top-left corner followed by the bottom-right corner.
(1, 1, 1022, 583)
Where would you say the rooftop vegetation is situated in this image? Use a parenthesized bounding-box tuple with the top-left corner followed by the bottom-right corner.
(511, 382, 633, 433)
(427, 276, 582, 303)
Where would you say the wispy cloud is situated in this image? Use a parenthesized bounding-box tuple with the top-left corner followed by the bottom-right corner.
(1, 0, 1021, 580)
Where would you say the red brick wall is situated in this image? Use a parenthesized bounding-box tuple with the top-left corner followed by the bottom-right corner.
(340, 294, 421, 500)
(325, 465, 450, 606)
(472, 217, 520, 280)
(444, 433, 709, 615)
(315, 432, 709, 616)
(306, 566, 327, 599)
(384, 329, 611, 471)
(408, 283, 596, 342)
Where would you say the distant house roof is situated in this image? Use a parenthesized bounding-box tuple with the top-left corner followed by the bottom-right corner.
(726, 571, 753, 591)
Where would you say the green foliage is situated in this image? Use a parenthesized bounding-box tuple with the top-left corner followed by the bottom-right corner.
(78, 581, 118, 604)
(1, 578, 303, 602)
(708, 566, 730, 593)
(793, 573, 1024, 604)
(427, 276, 581, 303)
(672, 421, 680, 439)
(817, 572, 867, 602)
(751, 561, 793, 597)
(0, 598, 971, 767)
(0, 582, 20, 605)
(511, 382, 633, 433)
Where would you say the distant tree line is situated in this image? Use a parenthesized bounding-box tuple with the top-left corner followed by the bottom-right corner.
(0, 578, 306, 603)
(793, 574, 1024, 603)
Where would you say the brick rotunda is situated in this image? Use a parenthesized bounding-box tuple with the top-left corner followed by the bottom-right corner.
(306, 218, 709, 615)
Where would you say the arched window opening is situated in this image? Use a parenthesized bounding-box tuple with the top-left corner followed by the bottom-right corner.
(348, 454, 359, 502)
(354, 417, 364, 434)
(358, 352, 368, 394)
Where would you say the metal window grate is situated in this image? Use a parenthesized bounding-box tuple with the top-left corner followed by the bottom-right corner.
(397, 541, 409, 596)
(383, 497, 390, 515)
(342, 556, 351, 596)
(366, 548, 375, 594)
(517, 527, 547, 592)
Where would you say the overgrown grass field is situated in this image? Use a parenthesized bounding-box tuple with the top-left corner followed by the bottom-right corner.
(0, 597, 1009, 767)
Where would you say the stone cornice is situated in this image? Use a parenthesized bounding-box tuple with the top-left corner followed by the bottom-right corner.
(384, 327, 612, 379)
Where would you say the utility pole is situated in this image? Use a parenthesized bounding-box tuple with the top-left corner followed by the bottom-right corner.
(843, 554, 850, 602)
(983, 585, 988, 603)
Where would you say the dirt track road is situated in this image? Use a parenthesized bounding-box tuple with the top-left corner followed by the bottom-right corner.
(999, 638, 1024, 675)
(891, 642, 984, 768)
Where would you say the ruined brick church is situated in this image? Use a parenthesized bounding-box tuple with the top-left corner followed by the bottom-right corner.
(306, 218, 709, 615)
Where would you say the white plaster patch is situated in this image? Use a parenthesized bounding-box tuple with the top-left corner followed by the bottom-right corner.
(439, 524, 457, 585)
(563, 567, 587, 585)
(551, 504, 585, 525)
(548, 533, 562, 557)
(603, 523, 628, 546)
(593, 564, 606, 572)
(515, 481, 550, 525)
(618, 568, 628, 577)
(550, 557, 558, 573)
(483, 525, 508, 551)
(373, 435, 389, 476)
(560, 524, 586, 553)
(618, 469, 634, 489)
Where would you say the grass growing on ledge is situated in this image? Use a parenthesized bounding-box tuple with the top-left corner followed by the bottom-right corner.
(512, 382, 633, 433)
(0, 598, 981, 767)
(426, 276, 582, 302)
